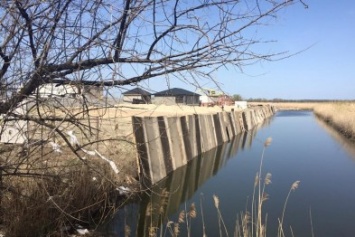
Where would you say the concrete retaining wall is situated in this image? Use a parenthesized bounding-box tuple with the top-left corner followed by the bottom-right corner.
(133, 105, 275, 185)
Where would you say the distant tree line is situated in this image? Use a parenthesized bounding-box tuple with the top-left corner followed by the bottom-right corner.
(246, 98, 355, 103)
(230, 94, 354, 103)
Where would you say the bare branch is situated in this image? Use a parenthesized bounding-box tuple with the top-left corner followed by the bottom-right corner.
(113, 0, 132, 61)
(0, 0, 306, 114)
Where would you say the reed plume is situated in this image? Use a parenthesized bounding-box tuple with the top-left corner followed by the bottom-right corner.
(264, 137, 272, 147)
(213, 194, 229, 237)
(173, 223, 180, 237)
(189, 203, 197, 219)
(278, 180, 301, 237)
(264, 173, 272, 185)
(213, 195, 220, 209)
(178, 210, 185, 223)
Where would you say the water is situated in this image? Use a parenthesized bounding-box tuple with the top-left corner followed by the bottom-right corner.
(102, 110, 355, 236)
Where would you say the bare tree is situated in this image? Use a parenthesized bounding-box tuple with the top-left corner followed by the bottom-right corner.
(0, 0, 308, 114)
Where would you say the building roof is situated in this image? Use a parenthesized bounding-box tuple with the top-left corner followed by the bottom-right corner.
(122, 87, 151, 95)
(154, 88, 200, 96)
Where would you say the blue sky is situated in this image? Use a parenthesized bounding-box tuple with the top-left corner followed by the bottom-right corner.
(224, 0, 355, 100)
(127, 1, 355, 100)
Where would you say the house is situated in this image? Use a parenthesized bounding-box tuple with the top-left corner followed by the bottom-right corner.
(37, 83, 102, 99)
(199, 88, 233, 106)
(235, 101, 248, 109)
(1, 81, 104, 144)
(216, 94, 234, 106)
(37, 83, 79, 98)
(35, 81, 104, 106)
(152, 88, 200, 105)
(122, 87, 151, 104)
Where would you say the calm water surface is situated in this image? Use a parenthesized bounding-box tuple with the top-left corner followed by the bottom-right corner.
(103, 110, 355, 237)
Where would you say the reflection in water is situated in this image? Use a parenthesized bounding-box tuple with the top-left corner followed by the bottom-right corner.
(137, 133, 243, 237)
(101, 121, 268, 236)
(315, 116, 355, 160)
(275, 110, 312, 117)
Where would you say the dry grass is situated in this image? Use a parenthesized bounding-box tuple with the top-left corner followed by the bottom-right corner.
(313, 102, 355, 141)
(1, 160, 123, 237)
(249, 102, 319, 111)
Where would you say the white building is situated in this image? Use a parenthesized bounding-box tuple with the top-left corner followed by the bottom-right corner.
(235, 101, 248, 109)
(37, 83, 79, 97)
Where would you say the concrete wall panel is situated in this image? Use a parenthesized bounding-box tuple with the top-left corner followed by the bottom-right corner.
(143, 117, 167, 184)
(165, 116, 188, 169)
(223, 112, 234, 141)
(181, 116, 193, 161)
(213, 113, 224, 145)
(199, 114, 217, 153)
(133, 105, 275, 185)
(242, 110, 253, 131)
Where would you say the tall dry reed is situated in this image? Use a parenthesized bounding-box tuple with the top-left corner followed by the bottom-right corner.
(150, 137, 301, 237)
(216, 137, 300, 237)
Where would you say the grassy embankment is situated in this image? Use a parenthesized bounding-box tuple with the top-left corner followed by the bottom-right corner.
(313, 103, 355, 141)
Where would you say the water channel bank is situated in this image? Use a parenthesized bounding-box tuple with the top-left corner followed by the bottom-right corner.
(314, 105, 355, 142)
(252, 102, 355, 142)
(102, 110, 355, 237)
(132, 105, 275, 185)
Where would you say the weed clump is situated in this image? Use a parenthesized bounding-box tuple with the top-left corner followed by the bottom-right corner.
(1, 160, 132, 237)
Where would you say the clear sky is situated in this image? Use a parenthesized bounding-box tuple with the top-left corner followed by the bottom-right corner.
(129, 1, 355, 100)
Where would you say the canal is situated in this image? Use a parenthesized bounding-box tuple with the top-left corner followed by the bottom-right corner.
(101, 110, 355, 236)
